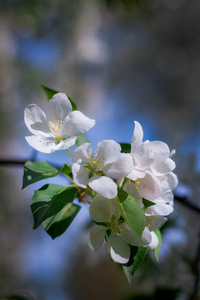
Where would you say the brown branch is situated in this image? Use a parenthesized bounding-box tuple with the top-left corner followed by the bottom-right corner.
(0, 158, 35, 166)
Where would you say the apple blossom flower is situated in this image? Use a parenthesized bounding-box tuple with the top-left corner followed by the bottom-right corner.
(72, 140, 133, 199)
(88, 195, 152, 264)
(144, 202, 173, 250)
(24, 93, 96, 153)
(123, 121, 178, 203)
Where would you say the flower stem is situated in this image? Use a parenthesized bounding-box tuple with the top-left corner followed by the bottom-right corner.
(67, 149, 72, 157)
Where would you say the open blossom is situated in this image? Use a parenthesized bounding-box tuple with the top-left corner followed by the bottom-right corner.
(88, 195, 152, 264)
(24, 93, 96, 153)
(72, 140, 133, 199)
(144, 202, 173, 250)
(123, 121, 178, 204)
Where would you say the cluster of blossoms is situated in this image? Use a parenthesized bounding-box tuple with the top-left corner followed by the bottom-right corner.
(24, 92, 178, 268)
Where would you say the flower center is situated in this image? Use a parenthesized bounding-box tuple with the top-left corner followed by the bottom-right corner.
(109, 216, 128, 237)
(49, 120, 65, 142)
(90, 151, 106, 172)
(135, 178, 147, 189)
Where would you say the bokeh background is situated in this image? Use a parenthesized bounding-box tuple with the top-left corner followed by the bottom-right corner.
(0, 0, 200, 299)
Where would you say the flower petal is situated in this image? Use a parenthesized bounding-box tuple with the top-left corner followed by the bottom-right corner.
(151, 158, 176, 176)
(122, 225, 152, 246)
(127, 169, 146, 181)
(96, 140, 121, 164)
(132, 144, 155, 170)
(88, 225, 107, 251)
(131, 121, 143, 145)
(24, 104, 50, 137)
(54, 136, 77, 151)
(89, 175, 118, 199)
(146, 215, 167, 232)
(46, 93, 72, 121)
(89, 194, 112, 222)
(25, 135, 57, 153)
(136, 172, 162, 201)
(64, 111, 96, 137)
(123, 180, 143, 208)
(72, 163, 90, 188)
(72, 143, 93, 164)
(107, 235, 130, 264)
(149, 231, 159, 251)
(104, 153, 134, 178)
(145, 203, 173, 216)
(166, 172, 178, 190)
(145, 141, 170, 163)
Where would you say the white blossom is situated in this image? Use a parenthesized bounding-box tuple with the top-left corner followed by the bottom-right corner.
(72, 140, 133, 199)
(24, 93, 96, 153)
(124, 121, 178, 204)
(88, 195, 152, 264)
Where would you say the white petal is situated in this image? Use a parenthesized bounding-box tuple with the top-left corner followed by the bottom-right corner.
(72, 163, 90, 188)
(24, 104, 50, 137)
(122, 225, 152, 246)
(131, 121, 143, 145)
(136, 172, 162, 201)
(123, 180, 143, 208)
(159, 179, 174, 203)
(107, 236, 130, 264)
(151, 158, 176, 176)
(96, 140, 121, 164)
(127, 169, 146, 181)
(104, 153, 134, 178)
(64, 111, 95, 137)
(166, 172, 178, 190)
(25, 135, 57, 153)
(53, 136, 77, 151)
(145, 141, 170, 163)
(88, 225, 107, 251)
(46, 93, 72, 121)
(132, 144, 155, 170)
(89, 175, 118, 199)
(146, 215, 167, 231)
(72, 143, 93, 164)
(149, 231, 159, 251)
(89, 194, 112, 222)
(145, 203, 173, 216)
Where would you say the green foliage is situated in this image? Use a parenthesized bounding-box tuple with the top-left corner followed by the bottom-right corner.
(75, 133, 89, 146)
(116, 191, 146, 237)
(143, 198, 155, 208)
(153, 230, 162, 262)
(31, 184, 78, 229)
(22, 160, 60, 189)
(120, 142, 131, 153)
(41, 85, 78, 110)
(60, 164, 72, 177)
(122, 246, 149, 284)
(43, 202, 81, 239)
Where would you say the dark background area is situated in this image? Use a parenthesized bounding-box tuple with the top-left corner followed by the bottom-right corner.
(0, 1, 199, 299)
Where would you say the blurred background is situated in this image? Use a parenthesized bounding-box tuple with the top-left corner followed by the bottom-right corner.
(0, 0, 200, 299)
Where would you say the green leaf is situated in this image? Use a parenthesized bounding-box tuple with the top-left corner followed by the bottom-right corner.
(23, 161, 73, 189)
(120, 143, 131, 153)
(122, 246, 149, 284)
(31, 184, 78, 229)
(22, 160, 60, 189)
(75, 133, 89, 146)
(43, 202, 81, 239)
(60, 164, 72, 177)
(153, 230, 162, 262)
(116, 191, 146, 238)
(41, 85, 78, 110)
(143, 198, 156, 208)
